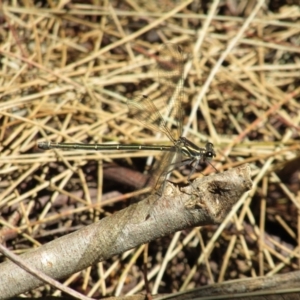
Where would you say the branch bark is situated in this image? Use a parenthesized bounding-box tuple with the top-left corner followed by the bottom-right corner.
(0, 164, 252, 299)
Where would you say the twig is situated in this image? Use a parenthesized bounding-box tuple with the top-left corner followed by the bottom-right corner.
(0, 165, 252, 298)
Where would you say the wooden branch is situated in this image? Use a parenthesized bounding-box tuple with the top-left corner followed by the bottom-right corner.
(0, 164, 252, 298)
(157, 269, 300, 300)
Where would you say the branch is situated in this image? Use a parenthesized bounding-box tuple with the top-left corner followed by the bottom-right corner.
(0, 164, 252, 298)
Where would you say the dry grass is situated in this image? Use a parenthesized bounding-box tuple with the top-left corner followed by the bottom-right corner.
(1, 0, 300, 298)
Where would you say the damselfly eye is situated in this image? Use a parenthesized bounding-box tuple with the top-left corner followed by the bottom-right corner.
(206, 151, 213, 160)
(205, 142, 216, 159)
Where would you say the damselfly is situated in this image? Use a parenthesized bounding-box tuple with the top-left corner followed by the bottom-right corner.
(38, 44, 216, 193)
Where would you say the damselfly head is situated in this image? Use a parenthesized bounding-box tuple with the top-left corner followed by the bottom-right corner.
(205, 142, 216, 161)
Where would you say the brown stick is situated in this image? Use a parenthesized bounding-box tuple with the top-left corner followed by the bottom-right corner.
(0, 165, 252, 298)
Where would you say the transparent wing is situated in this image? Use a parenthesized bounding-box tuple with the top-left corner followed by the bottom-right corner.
(127, 43, 185, 143)
(127, 43, 186, 194)
(149, 147, 183, 195)
(156, 43, 185, 140)
(127, 94, 176, 144)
